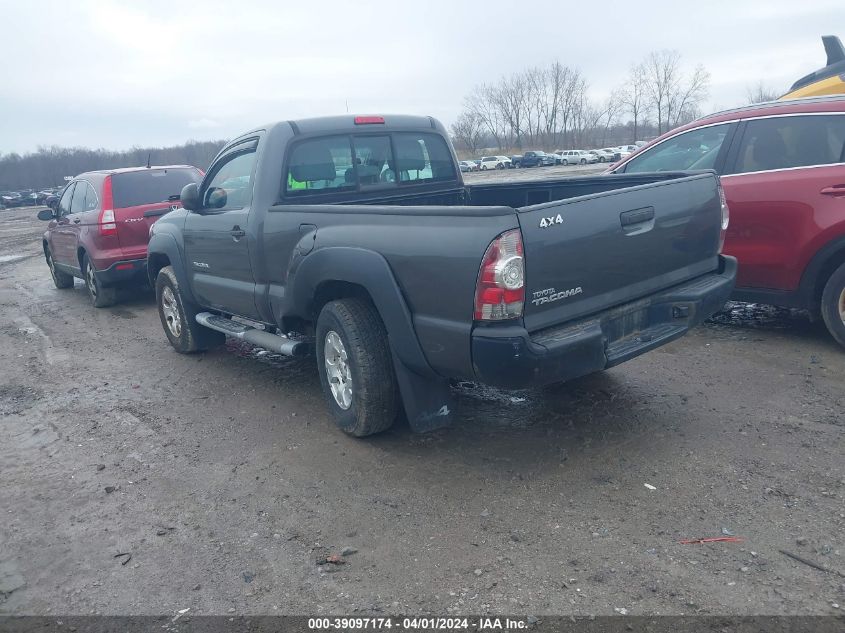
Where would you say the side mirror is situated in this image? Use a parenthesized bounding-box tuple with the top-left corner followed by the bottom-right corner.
(37, 209, 55, 221)
(46, 196, 59, 210)
(180, 183, 200, 211)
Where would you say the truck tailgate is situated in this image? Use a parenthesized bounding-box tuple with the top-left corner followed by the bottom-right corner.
(517, 173, 722, 332)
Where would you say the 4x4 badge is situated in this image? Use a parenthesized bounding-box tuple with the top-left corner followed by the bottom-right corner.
(539, 213, 563, 228)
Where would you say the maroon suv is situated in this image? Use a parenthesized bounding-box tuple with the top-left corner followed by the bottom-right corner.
(609, 95, 845, 348)
(38, 166, 202, 307)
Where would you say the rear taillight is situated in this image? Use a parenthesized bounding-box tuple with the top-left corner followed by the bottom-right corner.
(718, 181, 730, 252)
(99, 176, 116, 236)
(473, 229, 525, 321)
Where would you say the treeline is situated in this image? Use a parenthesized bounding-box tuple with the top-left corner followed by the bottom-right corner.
(0, 140, 227, 190)
(452, 50, 710, 153)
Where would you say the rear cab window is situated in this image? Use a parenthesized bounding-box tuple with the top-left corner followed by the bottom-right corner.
(284, 131, 456, 197)
(111, 168, 202, 208)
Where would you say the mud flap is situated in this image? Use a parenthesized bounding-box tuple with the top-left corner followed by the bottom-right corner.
(392, 355, 454, 433)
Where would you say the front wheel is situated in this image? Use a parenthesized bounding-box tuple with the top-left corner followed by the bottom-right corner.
(598, 156, 606, 163)
(580, 158, 587, 165)
(562, 160, 569, 166)
(83, 254, 117, 308)
(316, 298, 399, 437)
(155, 266, 224, 353)
(820, 261, 845, 348)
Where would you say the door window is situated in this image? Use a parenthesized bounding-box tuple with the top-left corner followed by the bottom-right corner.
(730, 114, 845, 174)
(70, 182, 88, 213)
(622, 123, 731, 173)
(57, 184, 75, 216)
(203, 150, 257, 210)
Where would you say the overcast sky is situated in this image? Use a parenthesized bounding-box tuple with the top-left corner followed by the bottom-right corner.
(1, 0, 843, 154)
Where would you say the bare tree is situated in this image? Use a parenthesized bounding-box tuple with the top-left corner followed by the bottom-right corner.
(450, 112, 485, 154)
(668, 64, 710, 128)
(621, 63, 650, 142)
(745, 81, 781, 104)
(643, 50, 710, 134)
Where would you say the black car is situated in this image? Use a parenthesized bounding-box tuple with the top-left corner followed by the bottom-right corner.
(520, 151, 556, 167)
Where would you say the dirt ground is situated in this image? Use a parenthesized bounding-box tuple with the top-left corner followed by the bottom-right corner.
(1, 175, 843, 616)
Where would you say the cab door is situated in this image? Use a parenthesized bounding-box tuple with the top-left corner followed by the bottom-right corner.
(183, 139, 260, 318)
(720, 113, 845, 291)
(50, 183, 79, 269)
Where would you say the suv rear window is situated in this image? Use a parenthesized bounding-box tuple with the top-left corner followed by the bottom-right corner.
(111, 168, 201, 208)
(285, 132, 456, 196)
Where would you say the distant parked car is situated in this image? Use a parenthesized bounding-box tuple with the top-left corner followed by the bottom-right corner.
(588, 149, 615, 163)
(601, 148, 622, 162)
(459, 160, 477, 173)
(521, 151, 556, 167)
(38, 165, 202, 308)
(608, 94, 845, 348)
(509, 154, 523, 168)
(478, 155, 511, 170)
(557, 150, 595, 165)
(548, 152, 563, 165)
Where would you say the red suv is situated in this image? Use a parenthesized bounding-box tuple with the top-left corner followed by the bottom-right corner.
(610, 95, 845, 347)
(38, 166, 202, 307)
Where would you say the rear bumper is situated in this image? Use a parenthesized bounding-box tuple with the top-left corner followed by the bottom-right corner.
(471, 255, 737, 389)
(97, 258, 148, 287)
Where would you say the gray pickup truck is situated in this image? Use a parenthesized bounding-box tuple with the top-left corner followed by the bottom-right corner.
(147, 114, 736, 437)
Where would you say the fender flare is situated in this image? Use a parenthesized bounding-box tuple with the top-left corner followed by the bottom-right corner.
(290, 247, 454, 432)
(147, 233, 197, 304)
(290, 247, 431, 375)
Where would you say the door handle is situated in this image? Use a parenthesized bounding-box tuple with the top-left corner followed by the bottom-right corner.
(820, 184, 845, 196)
(230, 226, 246, 239)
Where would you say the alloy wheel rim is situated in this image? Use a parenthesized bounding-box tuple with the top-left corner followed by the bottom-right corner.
(839, 287, 845, 325)
(86, 262, 97, 297)
(324, 330, 352, 410)
(161, 286, 182, 337)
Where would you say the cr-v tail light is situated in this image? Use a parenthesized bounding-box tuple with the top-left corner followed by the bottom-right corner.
(99, 175, 117, 236)
(474, 229, 525, 321)
(718, 180, 730, 252)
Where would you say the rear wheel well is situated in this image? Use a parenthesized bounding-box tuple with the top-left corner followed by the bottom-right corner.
(294, 281, 376, 335)
(77, 247, 87, 270)
(812, 247, 845, 308)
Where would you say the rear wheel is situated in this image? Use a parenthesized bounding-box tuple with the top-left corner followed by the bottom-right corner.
(155, 265, 224, 353)
(83, 254, 117, 308)
(580, 158, 587, 165)
(562, 159, 569, 166)
(481, 165, 488, 171)
(46, 248, 73, 289)
(598, 156, 606, 163)
(820, 261, 845, 348)
(316, 298, 398, 437)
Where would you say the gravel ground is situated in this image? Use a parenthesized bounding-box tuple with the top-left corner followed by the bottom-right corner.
(0, 176, 843, 617)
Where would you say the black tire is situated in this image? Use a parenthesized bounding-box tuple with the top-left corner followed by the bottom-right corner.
(481, 165, 488, 171)
(46, 248, 73, 289)
(580, 158, 587, 165)
(562, 159, 569, 166)
(155, 265, 225, 353)
(598, 156, 606, 163)
(82, 254, 117, 308)
(316, 298, 399, 437)
(820, 261, 845, 348)
(496, 163, 504, 170)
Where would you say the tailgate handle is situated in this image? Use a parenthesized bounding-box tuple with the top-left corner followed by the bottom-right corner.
(620, 207, 654, 227)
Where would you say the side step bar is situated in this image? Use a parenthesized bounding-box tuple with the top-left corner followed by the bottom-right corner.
(195, 312, 311, 357)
